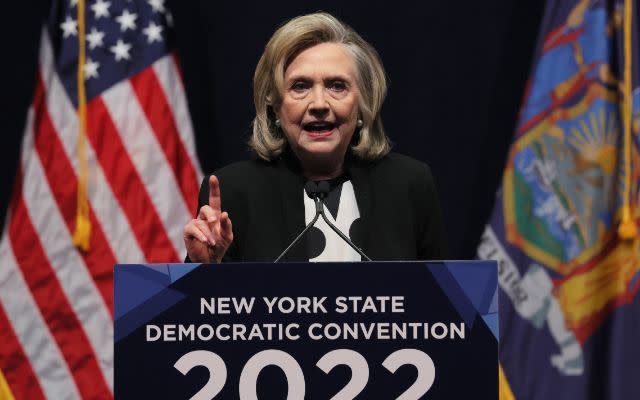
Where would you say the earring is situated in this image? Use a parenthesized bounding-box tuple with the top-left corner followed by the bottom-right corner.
(356, 119, 363, 128)
(275, 119, 281, 127)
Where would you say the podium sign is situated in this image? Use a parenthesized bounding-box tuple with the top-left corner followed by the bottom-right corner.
(114, 261, 498, 399)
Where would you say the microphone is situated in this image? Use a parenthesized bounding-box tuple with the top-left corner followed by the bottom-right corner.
(274, 181, 372, 262)
(305, 180, 330, 200)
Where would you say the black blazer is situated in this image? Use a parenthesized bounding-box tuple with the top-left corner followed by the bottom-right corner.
(193, 152, 446, 262)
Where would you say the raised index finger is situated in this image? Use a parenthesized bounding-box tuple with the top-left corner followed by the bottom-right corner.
(208, 175, 221, 213)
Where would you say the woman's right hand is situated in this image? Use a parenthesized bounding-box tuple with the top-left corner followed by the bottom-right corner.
(183, 175, 234, 263)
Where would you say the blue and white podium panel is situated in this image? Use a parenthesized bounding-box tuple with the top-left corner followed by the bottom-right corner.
(114, 261, 498, 399)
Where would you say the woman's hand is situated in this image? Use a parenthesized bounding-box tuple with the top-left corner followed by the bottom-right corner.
(183, 175, 234, 263)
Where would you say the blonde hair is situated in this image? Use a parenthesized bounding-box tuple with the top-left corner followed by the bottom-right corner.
(250, 12, 391, 161)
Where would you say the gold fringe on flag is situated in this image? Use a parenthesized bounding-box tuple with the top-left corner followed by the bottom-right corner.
(72, 0, 92, 251)
(618, 0, 638, 240)
(0, 368, 16, 400)
(499, 363, 516, 400)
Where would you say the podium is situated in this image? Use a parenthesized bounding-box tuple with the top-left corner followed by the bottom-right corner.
(114, 261, 498, 399)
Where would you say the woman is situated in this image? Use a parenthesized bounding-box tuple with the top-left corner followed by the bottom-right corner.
(184, 12, 445, 263)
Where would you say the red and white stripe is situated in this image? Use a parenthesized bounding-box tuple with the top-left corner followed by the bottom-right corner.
(0, 28, 202, 399)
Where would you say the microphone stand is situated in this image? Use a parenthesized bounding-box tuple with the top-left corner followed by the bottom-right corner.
(312, 196, 372, 261)
(273, 200, 321, 263)
(274, 186, 372, 262)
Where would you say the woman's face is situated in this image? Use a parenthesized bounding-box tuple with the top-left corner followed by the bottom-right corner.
(277, 42, 359, 172)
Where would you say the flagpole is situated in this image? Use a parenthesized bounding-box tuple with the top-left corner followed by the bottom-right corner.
(72, 0, 92, 251)
(618, 0, 637, 240)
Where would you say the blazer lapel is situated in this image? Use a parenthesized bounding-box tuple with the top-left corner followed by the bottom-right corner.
(348, 159, 373, 258)
(276, 155, 307, 261)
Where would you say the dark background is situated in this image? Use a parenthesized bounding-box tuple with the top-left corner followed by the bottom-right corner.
(0, 0, 545, 259)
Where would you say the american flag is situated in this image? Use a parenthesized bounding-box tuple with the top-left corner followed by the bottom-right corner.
(0, 0, 202, 398)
